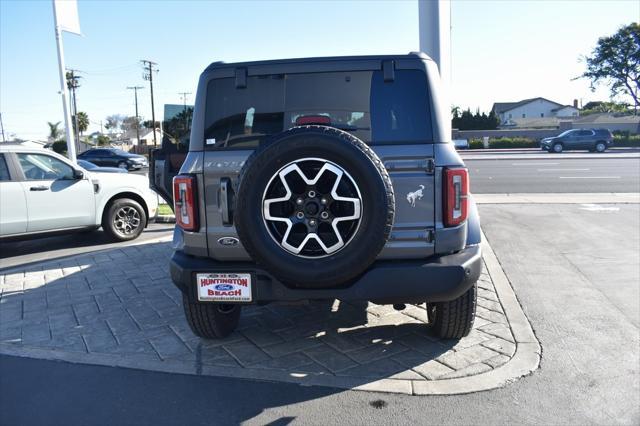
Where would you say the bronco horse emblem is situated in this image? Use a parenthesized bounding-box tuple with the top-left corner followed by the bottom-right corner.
(406, 185, 425, 207)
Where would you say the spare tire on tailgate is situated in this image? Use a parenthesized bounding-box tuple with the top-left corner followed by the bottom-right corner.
(235, 125, 395, 289)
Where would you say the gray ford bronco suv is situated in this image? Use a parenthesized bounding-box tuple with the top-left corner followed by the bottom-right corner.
(150, 53, 482, 340)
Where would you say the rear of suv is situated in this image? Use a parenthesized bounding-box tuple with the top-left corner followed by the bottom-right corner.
(151, 53, 482, 340)
(540, 128, 614, 153)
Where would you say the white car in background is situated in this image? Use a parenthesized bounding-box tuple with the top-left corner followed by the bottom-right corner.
(0, 145, 158, 241)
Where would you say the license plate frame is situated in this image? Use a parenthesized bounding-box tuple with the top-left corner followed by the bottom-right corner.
(196, 273, 252, 303)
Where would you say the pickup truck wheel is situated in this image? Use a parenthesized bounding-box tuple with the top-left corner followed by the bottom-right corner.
(102, 198, 146, 241)
(235, 125, 395, 289)
(182, 295, 240, 339)
(427, 282, 477, 339)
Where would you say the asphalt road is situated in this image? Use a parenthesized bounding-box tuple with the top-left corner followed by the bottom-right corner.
(0, 223, 174, 271)
(465, 157, 640, 193)
(1, 204, 638, 425)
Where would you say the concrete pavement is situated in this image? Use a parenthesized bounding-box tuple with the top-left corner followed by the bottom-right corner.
(0, 236, 539, 395)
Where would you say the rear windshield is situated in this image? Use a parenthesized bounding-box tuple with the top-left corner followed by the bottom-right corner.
(204, 70, 432, 149)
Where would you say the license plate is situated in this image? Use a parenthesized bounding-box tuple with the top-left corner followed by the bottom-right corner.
(196, 273, 252, 302)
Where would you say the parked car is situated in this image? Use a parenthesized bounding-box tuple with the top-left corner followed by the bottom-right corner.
(77, 159, 128, 174)
(77, 148, 148, 170)
(151, 53, 482, 340)
(0, 145, 158, 241)
(453, 139, 469, 149)
(540, 128, 613, 153)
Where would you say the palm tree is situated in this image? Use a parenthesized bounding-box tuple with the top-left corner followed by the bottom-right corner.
(47, 121, 62, 141)
(73, 112, 89, 136)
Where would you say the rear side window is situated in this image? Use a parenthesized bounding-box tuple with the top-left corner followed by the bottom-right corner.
(0, 154, 10, 181)
(204, 70, 432, 148)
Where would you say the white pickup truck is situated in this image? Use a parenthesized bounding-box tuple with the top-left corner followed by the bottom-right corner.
(0, 145, 158, 241)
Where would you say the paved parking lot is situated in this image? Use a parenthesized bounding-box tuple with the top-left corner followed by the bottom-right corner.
(0, 237, 538, 395)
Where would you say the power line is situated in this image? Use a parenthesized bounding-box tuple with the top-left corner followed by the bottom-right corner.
(127, 86, 144, 144)
(141, 59, 159, 146)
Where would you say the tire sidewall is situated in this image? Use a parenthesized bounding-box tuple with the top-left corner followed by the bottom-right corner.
(553, 143, 563, 153)
(595, 142, 606, 152)
(235, 128, 393, 288)
(103, 198, 146, 241)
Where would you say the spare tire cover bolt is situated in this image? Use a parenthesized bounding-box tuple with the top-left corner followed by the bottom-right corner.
(308, 190, 316, 198)
(296, 212, 304, 219)
(309, 219, 317, 226)
(320, 211, 329, 219)
(321, 198, 327, 204)
(296, 198, 304, 205)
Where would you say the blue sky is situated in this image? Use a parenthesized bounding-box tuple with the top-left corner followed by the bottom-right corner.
(1, 0, 637, 140)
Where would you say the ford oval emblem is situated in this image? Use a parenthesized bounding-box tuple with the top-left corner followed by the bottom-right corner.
(217, 237, 239, 246)
(215, 284, 234, 291)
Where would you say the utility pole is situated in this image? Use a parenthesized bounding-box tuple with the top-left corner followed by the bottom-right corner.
(127, 86, 144, 145)
(179, 91, 192, 135)
(66, 69, 82, 152)
(141, 60, 158, 146)
(0, 113, 5, 142)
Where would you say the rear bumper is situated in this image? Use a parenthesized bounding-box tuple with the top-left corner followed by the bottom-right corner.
(170, 244, 482, 304)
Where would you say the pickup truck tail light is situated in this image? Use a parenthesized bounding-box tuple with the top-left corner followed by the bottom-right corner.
(173, 175, 198, 231)
(444, 168, 469, 227)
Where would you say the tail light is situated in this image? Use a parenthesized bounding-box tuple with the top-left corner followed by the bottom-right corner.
(173, 175, 198, 231)
(444, 168, 469, 227)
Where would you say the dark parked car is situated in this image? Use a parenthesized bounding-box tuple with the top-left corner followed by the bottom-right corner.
(540, 128, 614, 153)
(78, 148, 148, 170)
(77, 159, 127, 173)
(151, 53, 482, 340)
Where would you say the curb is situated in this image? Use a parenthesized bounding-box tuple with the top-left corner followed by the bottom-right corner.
(0, 234, 540, 396)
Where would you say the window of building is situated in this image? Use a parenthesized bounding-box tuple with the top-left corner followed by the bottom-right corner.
(540, 113, 544, 117)
(522, 113, 526, 118)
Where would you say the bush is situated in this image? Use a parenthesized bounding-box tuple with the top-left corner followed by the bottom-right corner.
(614, 134, 640, 147)
(467, 137, 538, 149)
(51, 140, 67, 155)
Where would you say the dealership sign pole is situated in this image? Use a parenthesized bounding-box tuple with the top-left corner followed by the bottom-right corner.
(52, 0, 82, 162)
(419, 0, 451, 139)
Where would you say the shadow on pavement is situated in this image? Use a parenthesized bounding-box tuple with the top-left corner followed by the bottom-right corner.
(0, 241, 462, 424)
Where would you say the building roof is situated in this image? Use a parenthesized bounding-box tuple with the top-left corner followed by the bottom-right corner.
(492, 97, 564, 114)
(551, 105, 578, 112)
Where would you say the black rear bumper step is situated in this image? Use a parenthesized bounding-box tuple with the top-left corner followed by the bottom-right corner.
(170, 245, 482, 304)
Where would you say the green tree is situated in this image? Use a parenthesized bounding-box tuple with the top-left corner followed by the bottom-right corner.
(578, 23, 639, 113)
(96, 135, 110, 146)
(47, 121, 62, 140)
(72, 111, 89, 135)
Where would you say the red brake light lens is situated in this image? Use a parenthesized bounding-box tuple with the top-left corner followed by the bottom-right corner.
(173, 175, 198, 231)
(444, 168, 469, 227)
(295, 115, 331, 126)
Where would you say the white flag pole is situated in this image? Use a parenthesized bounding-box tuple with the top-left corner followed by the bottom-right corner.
(52, 0, 77, 162)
